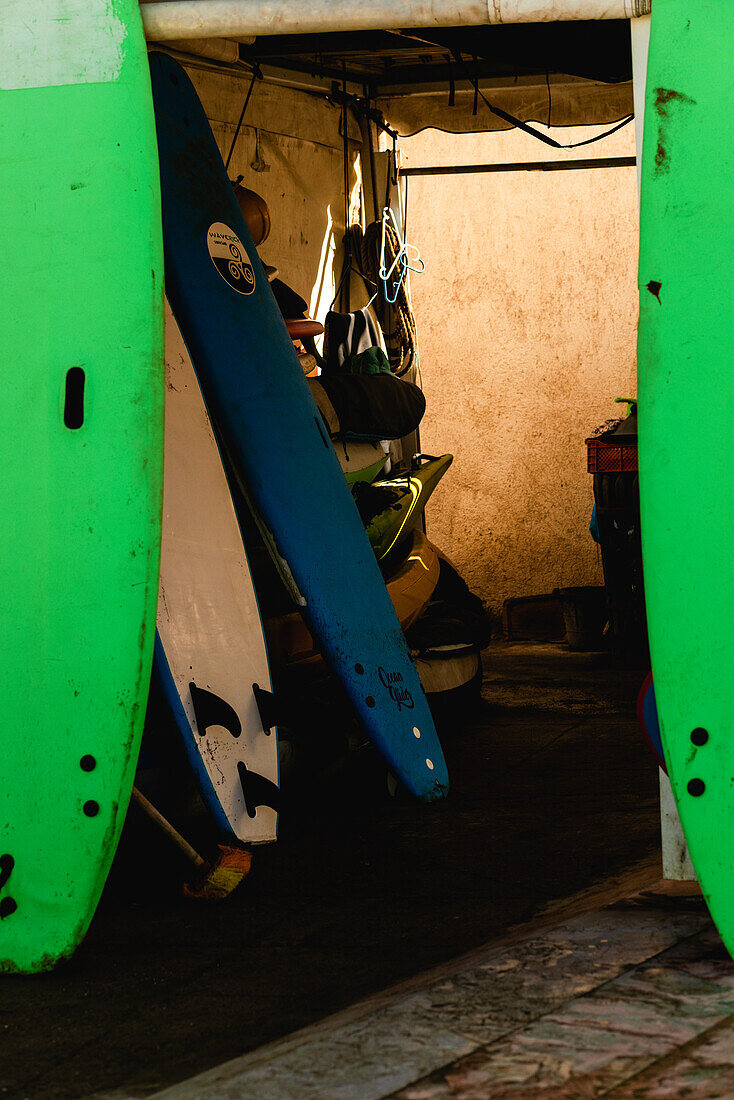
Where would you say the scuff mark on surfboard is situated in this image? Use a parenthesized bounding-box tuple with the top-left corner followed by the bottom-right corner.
(647, 281, 662, 303)
(653, 87, 697, 176)
(2, 0, 128, 91)
(655, 87, 695, 108)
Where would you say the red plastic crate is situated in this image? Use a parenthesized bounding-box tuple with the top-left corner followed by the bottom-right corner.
(586, 439, 638, 473)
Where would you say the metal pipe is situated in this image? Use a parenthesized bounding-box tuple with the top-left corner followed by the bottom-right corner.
(140, 0, 651, 42)
(403, 155, 636, 176)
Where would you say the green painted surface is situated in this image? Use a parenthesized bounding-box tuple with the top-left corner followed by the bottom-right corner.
(638, 2, 734, 949)
(343, 454, 388, 488)
(0, 0, 164, 972)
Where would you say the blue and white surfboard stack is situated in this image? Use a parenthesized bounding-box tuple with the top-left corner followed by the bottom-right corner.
(149, 51, 449, 805)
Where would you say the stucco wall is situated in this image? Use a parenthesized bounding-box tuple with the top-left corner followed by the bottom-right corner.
(400, 122, 639, 615)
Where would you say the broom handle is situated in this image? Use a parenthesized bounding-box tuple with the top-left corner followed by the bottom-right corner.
(131, 785, 204, 869)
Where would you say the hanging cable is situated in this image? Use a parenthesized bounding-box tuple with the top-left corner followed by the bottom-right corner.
(364, 86, 380, 224)
(384, 138, 392, 211)
(339, 75, 352, 312)
(449, 49, 634, 152)
(329, 86, 373, 314)
(224, 65, 261, 173)
(566, 114, 636, 148)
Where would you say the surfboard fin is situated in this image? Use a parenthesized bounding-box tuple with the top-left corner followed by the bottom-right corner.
(252, 682, 292, 734)
(189, 683, 242, 739)
(237, 760, 280, 819)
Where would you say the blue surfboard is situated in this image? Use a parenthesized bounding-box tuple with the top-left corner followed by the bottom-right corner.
(149, 52, 447, 801)
(636, 672, 666, 774)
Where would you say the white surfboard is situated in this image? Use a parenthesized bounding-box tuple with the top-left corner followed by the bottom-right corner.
(155, 304, 279, 844)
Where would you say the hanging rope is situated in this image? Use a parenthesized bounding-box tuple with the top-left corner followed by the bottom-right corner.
(329, 98, 419, 378)
(362, 216, 418, 379)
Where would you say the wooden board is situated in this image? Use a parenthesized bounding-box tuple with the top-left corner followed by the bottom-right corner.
(155, 306, 278, 844)
(637, 0, 734, 950)
(0, 0, 164, 972)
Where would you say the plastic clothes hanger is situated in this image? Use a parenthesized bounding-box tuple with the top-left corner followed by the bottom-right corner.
(378, 206, 424, 303)
(365, 206, 425, 308)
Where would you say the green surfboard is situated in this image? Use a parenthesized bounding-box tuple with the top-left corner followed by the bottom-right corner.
(638, 1, 734, 950)
(0, 1, 164, 972)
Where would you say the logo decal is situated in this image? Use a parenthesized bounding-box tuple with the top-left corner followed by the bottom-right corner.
(379, 666, 414, 711)
(207, 222, 255, 295)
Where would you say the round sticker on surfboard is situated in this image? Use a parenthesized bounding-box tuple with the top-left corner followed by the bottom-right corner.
(207, 222, 255, 295)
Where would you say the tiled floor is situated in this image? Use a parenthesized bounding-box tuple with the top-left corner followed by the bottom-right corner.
(138, 881, 734, 1100)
